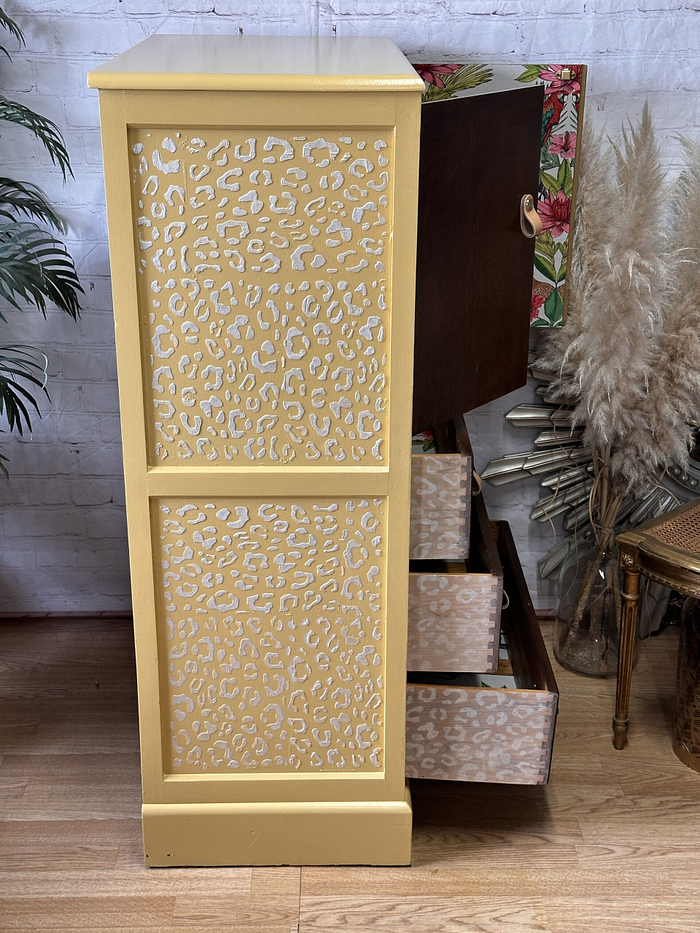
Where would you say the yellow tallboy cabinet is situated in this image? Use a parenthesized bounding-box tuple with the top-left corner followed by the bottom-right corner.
(88, 35, 422, 866)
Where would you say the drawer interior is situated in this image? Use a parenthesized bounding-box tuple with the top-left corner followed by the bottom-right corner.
(408, 520, 558, 697)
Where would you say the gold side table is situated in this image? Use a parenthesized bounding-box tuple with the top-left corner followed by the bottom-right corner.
(614, 498, 700, 750)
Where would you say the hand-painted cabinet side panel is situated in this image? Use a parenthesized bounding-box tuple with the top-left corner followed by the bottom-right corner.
(155, 495, 387, 774)
(129, 127, 393, 467)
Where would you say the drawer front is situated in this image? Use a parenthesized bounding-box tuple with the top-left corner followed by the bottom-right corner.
(406, 521, 558, 785)
(407, 490, 503, 673)
(407, 570, 501, 673)
(409, 452, 471, 559)
(406, 682, 556, 784)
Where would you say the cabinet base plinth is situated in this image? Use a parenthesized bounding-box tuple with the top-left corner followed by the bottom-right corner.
(142, 787, 412, 866)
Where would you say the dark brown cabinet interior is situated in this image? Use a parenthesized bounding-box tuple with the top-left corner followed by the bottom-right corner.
(412, 84, 544, 433)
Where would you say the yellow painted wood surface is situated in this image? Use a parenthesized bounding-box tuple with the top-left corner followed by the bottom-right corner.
(87, 35, 423, 93)
(91, 35, 422, 866)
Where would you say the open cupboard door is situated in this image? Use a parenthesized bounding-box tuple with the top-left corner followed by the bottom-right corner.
(412, 82, 544, 433)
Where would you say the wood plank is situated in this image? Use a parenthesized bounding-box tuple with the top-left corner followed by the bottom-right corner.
(0, 753, 141, 785)
(0, 778, 27, 801)
(543, 789, 700, 821)
(0, 721, 40, 749)
(0, 778, 27, 817)
(578, 809, 700, 841)
(546, 752, 606, 781)
(0, 868, 251, 898)
(17, 929, 253, 933)
(411, 823, 584, 866)
(0, 819, 140, 849)
(172, 895, 299, 931)
(575, 842, 700, 869)
(7, 783, 141, 821)
(20, 721, 140, 757)
(0, 846, 119, 873)
(0, 668, 136, 699)
(543, 897, 699, 933)
(0, 897, 175, 930)
(300, 894, 546, 931)
(300, 867, 675, 898)
(598, 754, 700, 796)
(250, 866, 301, 897)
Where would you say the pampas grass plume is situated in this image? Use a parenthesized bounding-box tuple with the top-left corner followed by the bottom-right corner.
(538, 103, 696, 502)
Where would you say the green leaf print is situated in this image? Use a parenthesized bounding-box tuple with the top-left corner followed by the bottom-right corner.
(557, 158, 574, 197)
(422, 63, 494, 102)
(557, 253, 568, 286)
(536, 230, 558, 260)
(534, 252, 558, 284)
(540, 170, 560, 195)
(540, 148, 560, 171)
(515, 64, 545, 84)
(544, 288, 564, 324)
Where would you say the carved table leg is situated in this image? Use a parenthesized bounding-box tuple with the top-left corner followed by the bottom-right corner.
(613, 568, 640, 749)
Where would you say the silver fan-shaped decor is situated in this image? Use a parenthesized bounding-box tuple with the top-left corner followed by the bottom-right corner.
(483, 361, 698, 585)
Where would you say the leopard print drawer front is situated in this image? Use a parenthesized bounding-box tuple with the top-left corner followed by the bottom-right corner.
(405, 684, 557, 784)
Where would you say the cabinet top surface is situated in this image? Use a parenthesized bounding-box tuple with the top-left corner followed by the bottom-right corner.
(87, 34, 423, 92)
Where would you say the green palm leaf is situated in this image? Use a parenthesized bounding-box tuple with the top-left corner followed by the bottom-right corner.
(0, 7, 23, 63)
(0, 8, 24, 46)
(0, 5, 80, 473)
(0, 343, 47, 476)
(0, 222, 82, 321)
(0, 177, 63, 229)
(0, 343, 48, 433)
(0, 96, 72, 178)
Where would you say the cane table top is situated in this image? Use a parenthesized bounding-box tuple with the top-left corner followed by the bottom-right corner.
(618, 498, 700, 598)
(647, 505, 700, 554)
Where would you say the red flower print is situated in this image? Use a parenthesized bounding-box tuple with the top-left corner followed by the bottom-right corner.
(413, 63, 463, 88)
(549, 132, 577, 159)
(538, 190, 571, 238)
(539, 65, 582, 97)
(531, 292, 545, 322)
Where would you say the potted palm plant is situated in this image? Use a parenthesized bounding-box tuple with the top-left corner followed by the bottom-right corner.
(0, 7, 81, 473)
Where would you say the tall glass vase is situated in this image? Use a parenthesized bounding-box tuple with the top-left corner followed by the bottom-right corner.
(554, 532, 620, 677)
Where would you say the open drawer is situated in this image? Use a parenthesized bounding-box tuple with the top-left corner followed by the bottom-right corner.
(409, 419, 472, 560)
(407, 489, 503, 673)
(406, 520, 559, 785)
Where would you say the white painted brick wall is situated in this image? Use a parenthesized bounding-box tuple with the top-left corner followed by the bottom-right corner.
(0, 0, 697, 612)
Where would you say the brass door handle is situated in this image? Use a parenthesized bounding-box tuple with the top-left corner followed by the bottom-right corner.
(520, 194, 543, 238)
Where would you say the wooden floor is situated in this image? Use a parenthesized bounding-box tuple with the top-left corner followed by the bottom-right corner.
(1, 618, 698, 932)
